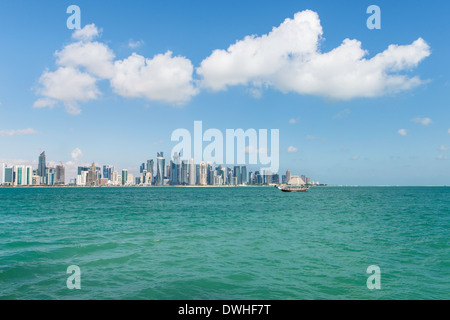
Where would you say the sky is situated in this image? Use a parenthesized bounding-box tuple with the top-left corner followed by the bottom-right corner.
(0, 0, 449, 185)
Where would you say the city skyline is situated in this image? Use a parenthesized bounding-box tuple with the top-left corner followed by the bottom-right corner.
(0, 150, 320, 187)
(0, 1, 449, 186)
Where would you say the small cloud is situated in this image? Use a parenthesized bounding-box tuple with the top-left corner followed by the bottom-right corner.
(72, 24, 101, 42)
(332, 108, 350, 120)
(411, 117, 433, 126)
(71, 148, 83, 160)
(287, 146, 298, 153)
(289, 117, 299, 124)
(398, 129, 408, 136)
(33, 98, 58, 109)
(439, 145, 450, 151)
(306, 135, 318, 140)
(341, 147, 350, 153)
(0, 128, 38, 137)
(437, 155, 448, 160)
(448, 128, 450, 134)
(350, 155, 360, 160)
(128, 39, 144, 49)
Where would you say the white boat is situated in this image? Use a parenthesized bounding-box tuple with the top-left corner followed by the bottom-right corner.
(275, 176, 309, 192)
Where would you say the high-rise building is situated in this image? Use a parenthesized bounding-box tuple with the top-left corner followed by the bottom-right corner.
(189, 158, 195, 185)
(47, 167, 55, 185)
(4, 167, 14, 185)
(286, 170, 291, 184)
(86, 162, 99, 186)
(147, 159, 154, 177)
(171, 160, 178, 185)
(241, 166, 247, 185)
(199, 161, 207, 185)
(306, 177, 311, 185)
(233, 166, 241, 185)
(0, 162, 5, 185)
(37, 151, 46, 185)
(55, 163, 65, 185)
(181, 160, 188, 185)
(103, 165, 113, 180)
(122, 169, 128, 186)
(196, 164, 200, 185)
(156, 152, 165, 185)
(139, 163, 145, 174)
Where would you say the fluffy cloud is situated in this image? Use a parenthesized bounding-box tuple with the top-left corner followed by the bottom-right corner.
(71, 148, 83, 160)
(398, 129, 408, 136)
(197, 10, 430, 99)
(289, 118, 299, 124)
(0, 128, 38, 137)
(287, 146, 298, 153)
(72, 24, 101, 42)
(411, 117, 433, 126)
(56, 41, 115, 79)
(35, 67, 100, 115)
(111, 51, 199, 105)
(439, 145, 450, 151)
(35, 24, 198, 114)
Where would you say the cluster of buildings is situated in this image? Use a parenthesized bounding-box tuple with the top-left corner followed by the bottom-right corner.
(0, 151, 321, 187)
(0, 152, 65, 186)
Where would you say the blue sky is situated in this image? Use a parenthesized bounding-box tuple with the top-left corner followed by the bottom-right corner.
(0, 0, 449, 185)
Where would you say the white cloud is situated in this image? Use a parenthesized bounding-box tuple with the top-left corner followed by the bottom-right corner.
(56, 41, 115, 79)
(35, 24, 198, 114)
(448, 129, 450, 134)
(412, 117, 433, 126)
(197, 10, 430, 99)
(0, 128, 38, 137)
(289, 117, 299, 124)
(439, 145, 449, 151)
(72, 24, 101, 42)
(111, 51, 198, 105)
(350, 155, 360, 160)
(71, 148, 83, 160)
(437, 155, 448, 160)
(128, 39, 144, 49)
(287, 146, 298, 153)
(35, 67, 100, 115)
(398, 129, 408, 136)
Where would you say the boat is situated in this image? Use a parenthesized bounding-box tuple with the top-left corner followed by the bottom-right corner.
(275, 176, 309, 192)
(275, 185, 309, 192)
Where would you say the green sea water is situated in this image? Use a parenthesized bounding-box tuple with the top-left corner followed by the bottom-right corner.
(0, 186, 448, 300)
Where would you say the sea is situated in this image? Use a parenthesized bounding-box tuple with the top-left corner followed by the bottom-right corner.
(0, 186, 448, 300)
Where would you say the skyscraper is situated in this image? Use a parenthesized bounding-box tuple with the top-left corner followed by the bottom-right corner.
(156, 152, 165, 185)
(37, 151, 46, 185)
(103, 165, 113, 180)
(0, 163, 5, 185)
(55, 163, 65, 185)
(87, 162, 99, 186)
(4, 167, 13, 185)
(241, 166, 247, 185)
(122, 169, 128, 186)
(233, 166, 241, 185)
(199, 161, 207, 185)
(181, 160, 188, 185)
(171, 160, 178, 185)
(189, 158, 195, 185)
(147, 159, 154, 177)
